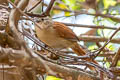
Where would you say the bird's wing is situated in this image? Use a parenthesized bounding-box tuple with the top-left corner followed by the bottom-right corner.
(53, 22, 79, 41)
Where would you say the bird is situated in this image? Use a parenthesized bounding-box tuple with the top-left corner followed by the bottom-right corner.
(35, 17, 98, 70)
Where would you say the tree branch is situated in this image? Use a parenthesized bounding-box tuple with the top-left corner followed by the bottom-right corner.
(8, 0, 56, 77)
(50, 4, 120, 23)
(42, 0, 56, 16)
(27, 0, 42, 12)
(0, 45, 100, 80)
(93, 26, 120, 59)
(62, 22, 117, 30)
(78, 35, 120, 44)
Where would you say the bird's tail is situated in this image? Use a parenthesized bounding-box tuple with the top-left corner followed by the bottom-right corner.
(71, 42, 98, 70)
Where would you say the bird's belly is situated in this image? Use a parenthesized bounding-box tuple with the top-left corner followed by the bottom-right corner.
(36, 29, 73, 50)
(41, 34, 72, 49)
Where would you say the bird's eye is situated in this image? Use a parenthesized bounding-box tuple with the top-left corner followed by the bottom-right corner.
(41, 18, 44, 21)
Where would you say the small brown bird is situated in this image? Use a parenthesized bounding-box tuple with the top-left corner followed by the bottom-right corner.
(35, 17, 97, 70)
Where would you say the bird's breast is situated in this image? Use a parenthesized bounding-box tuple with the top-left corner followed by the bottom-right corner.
(35, 26, 73, 50)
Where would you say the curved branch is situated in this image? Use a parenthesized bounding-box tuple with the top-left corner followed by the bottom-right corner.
(8, 0, 56, 77)
(0, 45, 100, 80)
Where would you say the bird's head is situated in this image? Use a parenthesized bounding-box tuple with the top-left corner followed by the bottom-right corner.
(37, 17, 53, 29)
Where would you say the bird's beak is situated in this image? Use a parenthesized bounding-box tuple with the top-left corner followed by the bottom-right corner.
(35, 25, 44, 30)
(40, 25, 44, 29)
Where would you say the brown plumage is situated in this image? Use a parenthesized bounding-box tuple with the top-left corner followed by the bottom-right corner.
(53, 22, 79, 41)
(35, 19, 98, 70)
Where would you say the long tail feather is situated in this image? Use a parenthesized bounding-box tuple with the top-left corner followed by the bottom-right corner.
(71, 42, 98, 70)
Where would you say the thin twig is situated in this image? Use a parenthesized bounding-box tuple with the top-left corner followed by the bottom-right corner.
(22, 14, 118, 30)
(22, 29, 90, 59)
(60, 60, 114, 79)
(27, 0, 42, 12)
(62, 22, 117, 30)
(32, 3, 120, 23)
(50, 4, 120, 22)
(8, 0, 56, 76)
(42, 0, 56, 16)
(8, 0, 43, 30)
(93, 27, 120, 59)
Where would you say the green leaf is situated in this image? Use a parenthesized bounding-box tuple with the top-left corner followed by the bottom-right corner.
(103, 0, 117, 9)
(105, 62, 110, 68)
(11, 0, 15, 2)
(117, 61, 120, 66)
(106, 43, 115, 51)
(65, 12, 71, 16)
(97, 29, 103, 36)
(46, 76, 62, 80)
(59, 4, 68, 9)
(79, 0, 85, 2)
(88, 44, 97, 50)
(62, 0, 77, 10)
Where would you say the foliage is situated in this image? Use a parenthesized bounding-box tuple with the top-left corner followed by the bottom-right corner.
(46, 76, 62, 80)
